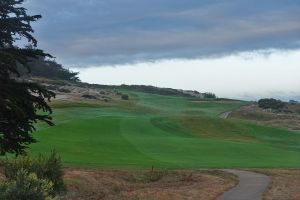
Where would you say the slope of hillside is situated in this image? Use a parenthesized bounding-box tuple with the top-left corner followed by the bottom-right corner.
(28, 87, 300, 169)
(230, 104, 300, 131)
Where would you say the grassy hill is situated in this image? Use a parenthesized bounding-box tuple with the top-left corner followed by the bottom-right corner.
(29, 90, 300, 169)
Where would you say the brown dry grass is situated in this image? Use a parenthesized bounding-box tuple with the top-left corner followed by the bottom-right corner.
(3, 165, 300, 199)
(230, 104, 300, 132)
(60, 169, 237, 200)
(256, 169, 300, 200)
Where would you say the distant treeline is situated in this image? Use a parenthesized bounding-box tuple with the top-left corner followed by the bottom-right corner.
(20, 57, 80, 82)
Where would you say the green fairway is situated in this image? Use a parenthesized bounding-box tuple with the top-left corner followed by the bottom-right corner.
(30, 92, 300, 169)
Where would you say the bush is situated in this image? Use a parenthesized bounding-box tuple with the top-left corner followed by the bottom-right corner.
(46, 85, 58, 91)
(142, 170, 165, 182)
(289, 100, 298, 105)
(4, 151, 66, 196)
(121, 94, 129, 100)
(57, 88, 71, 93)
(126, 169, 166, 183)
(0, 169, 54, 200)
(203, 92, 216, 99)
(81, 94, 97, 99)
(258, 98, 285, 110)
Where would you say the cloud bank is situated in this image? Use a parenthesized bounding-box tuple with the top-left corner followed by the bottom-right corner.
(25, 0, 300, 66)
(75, 49, 300, 101)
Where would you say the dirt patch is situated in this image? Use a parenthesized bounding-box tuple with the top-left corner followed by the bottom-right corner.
(255, 169, 300, 200)
(60, 169, 236, 200)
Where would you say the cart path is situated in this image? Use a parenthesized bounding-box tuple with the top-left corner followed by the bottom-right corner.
(219, 111, 232, 119)
(217, 169, 270, 200)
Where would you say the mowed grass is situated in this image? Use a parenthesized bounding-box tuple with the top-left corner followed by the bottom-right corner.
(29, 92, 300, 169)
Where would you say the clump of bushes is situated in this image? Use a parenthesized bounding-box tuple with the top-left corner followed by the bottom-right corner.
(121, 94, 129, 100)
(203, 92, 216, 99)
(126, 167, 166, 183)
(142, 170, 165, 182)
(82, 94, 97, 99)
(0, 169, 54, 200)
(57, 87, 71, 93)
(1, 151, 66, 199)
(46, 85, 58, 91)
(289, 100, 298, 105)
(258, 98, 285, 110)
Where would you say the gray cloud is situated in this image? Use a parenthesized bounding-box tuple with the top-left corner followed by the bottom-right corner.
(25, 0, 300, 66)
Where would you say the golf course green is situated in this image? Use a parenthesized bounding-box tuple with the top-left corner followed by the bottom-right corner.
(30, 92, 300, 169)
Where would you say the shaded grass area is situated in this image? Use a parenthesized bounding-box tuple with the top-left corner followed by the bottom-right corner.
(27, 92, 300, 169)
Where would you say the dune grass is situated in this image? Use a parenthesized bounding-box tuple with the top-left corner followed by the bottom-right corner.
(28, 92, 300, 169)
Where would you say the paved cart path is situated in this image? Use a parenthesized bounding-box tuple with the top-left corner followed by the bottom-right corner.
(219, 111, 232, 119)
(217, 170, 270, 200)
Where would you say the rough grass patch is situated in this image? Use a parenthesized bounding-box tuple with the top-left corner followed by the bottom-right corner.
(124, 169, 167, 183)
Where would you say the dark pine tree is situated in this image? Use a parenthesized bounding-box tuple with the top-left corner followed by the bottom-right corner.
(0, 0, 55, 155)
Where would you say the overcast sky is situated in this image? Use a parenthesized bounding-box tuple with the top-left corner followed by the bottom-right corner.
(25, 0, 300, 100)
(75, 50, 300, 101)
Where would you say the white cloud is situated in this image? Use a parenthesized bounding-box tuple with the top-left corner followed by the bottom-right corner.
(74, 49, 300, 100)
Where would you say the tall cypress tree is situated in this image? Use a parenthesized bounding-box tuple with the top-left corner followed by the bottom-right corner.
(0, 0, 55, 155)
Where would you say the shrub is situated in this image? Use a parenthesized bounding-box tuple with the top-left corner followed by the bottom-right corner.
(203, 92, 216, 99)
(121, 94, 129, 100)
(57, 88, 71, 93)
(142, 170, 165, 182)
(38, 151, 66, 195)
(4, 151, 66, 196)
(82, 94, 97, 99)
(126, 170, 166, 183)
(46, 85, 58, 91)
(289, 100, 298, 105)
(0, 169, 54, 200)
(258, 98, 285, 110)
